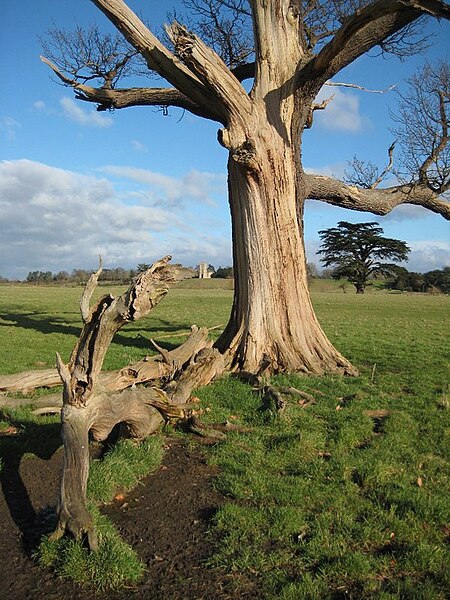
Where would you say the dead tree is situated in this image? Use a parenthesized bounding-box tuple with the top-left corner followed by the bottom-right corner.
(39, 0, 450, 377)
(47, 256, 223, 549)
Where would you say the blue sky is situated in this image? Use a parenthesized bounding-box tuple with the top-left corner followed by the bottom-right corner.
(0, 1, 449, 280)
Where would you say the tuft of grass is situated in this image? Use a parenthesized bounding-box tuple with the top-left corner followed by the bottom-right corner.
(35, 435, 164, 589)
(38, 507, 145, 590)
(87, 435, 163, 502)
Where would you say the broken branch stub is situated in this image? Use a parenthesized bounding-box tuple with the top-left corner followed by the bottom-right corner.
(53, 256, 188, 548)
(60, 255, 177, 408)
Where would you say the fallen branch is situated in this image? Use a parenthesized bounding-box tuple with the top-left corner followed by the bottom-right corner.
(0, 325, 211, 395)
(165, 347, 225, 404)
(0, 370, 62, 394)
(186, 416, 228, 441)
(0, 392, 62, 413)
(278, 386, 317, 404)
(146, 323, 223, 340)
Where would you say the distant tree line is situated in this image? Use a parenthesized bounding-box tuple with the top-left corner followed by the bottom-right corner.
(315, 265, 449, 294)
(24, 267, 138, 285)
(21, 263, 196, 285)
(2, 263, 448, 294)
(384, 266, 450, 293)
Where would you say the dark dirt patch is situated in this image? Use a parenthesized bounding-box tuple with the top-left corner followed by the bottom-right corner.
(0, 441, 261, 600)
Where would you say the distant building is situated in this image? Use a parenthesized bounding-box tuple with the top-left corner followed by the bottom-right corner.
(198, 262, 213, 279)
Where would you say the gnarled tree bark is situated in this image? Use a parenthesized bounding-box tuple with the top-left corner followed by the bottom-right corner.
(49, 257, 224, 549)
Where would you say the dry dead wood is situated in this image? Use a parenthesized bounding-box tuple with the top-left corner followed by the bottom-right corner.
(0, 369, 62, 394)
(46, 256, 224, 550)
(0, 392, 62, 414)
(278, 386, 317, 404)
(1, 259, 226, 549)
(0, 326, 211, 396)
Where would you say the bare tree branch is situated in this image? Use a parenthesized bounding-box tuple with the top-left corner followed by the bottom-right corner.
(80, 256, 103, 323)
(40, 55, 217, 119)
(305, 94, 335, 129)
(178, 0, 253, 69)
(297, 0, 450, 93)
(325, 81, 396, 94)
(305, 173, 450, 219)
(371, 141, 396, 188)
(40, 24, 143, 89)
(344, 156, 381, 188)
(345, 142, 397, 189)
(90, 0, 221, 117)
(392, 60, 450, 193)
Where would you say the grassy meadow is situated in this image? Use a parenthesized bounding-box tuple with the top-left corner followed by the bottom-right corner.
(0, 282, 449, 597)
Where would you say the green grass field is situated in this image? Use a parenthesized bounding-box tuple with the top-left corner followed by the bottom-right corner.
(0, 284, 449, 597)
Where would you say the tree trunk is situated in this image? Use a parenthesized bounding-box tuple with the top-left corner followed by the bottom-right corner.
(215, 114, 357, 376)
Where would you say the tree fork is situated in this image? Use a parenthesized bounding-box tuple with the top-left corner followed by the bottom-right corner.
(50, 257, 224, 548)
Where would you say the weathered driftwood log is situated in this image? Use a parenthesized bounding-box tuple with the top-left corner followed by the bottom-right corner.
(0, 392, 63, 412)
(0, 369, 62, 394)
(0, 325, 211, 395)
(49, 256, 225, 550)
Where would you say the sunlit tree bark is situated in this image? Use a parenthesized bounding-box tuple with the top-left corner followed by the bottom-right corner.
(41, 0, 450, 375)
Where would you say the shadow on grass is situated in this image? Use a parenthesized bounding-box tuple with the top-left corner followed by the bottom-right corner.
(0, 414, 62, 555)
(0, 312, 193, 352)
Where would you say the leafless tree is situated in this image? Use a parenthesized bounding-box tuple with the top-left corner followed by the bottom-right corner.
(39, 0, 449, 378)
(392, 60, 450, 193)
(345, 61, 449, 192)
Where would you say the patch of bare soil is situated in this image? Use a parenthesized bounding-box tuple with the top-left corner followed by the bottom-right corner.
(0, 441, 261, 600)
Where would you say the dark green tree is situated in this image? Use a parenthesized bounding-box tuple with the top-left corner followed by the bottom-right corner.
(212, 266, 234, 279)
(424, 267, 450, 293)
(385, 266, 426, 292)
(137, 263, 151, 273)
(318, 221, 410, 294)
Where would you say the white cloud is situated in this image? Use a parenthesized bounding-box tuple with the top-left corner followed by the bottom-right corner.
(0, 159, 231, 280)
(169, 234, 232, 268)
(314, 89, 366, 133)
(60, 97, 113, 128)
(131, 139, 148, 153)
(406, 241, 450, 272)
(381, 204, 430, 222)
(0, 116, 21, 141)
(99, 165, 226, 208)
(33, 100, 47, 111)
